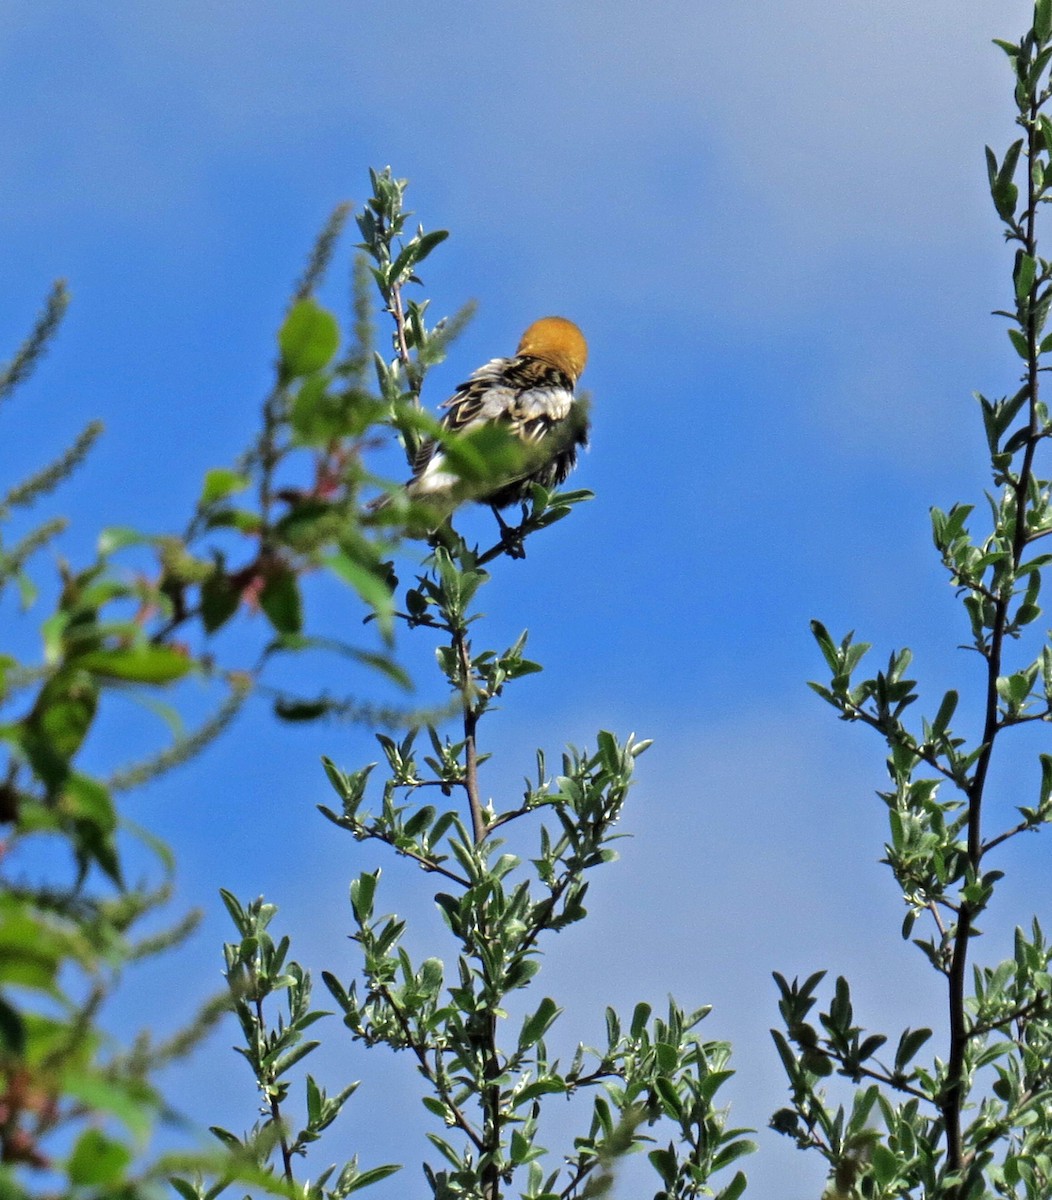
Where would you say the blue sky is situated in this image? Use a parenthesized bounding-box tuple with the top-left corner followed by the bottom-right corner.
(1, 1, 1046, 1195)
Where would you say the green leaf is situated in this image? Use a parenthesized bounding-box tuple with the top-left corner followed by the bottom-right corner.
(97, 525, 153, 554)
(1041, 115, 1052, 160)
(994, 178, 1020, 224)
(65, 780, 122, 884)
(1039, 753, 1052, 806)
(931, 689, 958, 736)
(996, 670, 1032, 707)
(426, 1132, 463, 1168)
(1015, 251, 1037, 303)
(997, 140, 1024, 205)
(220, 889, 254, 929)
(67, 1128, 132, 1186)
(200, 468, 250, 506)
(289, 373, 362, 444)
(410, 228, 449, 265)
(654, 1041, 678, 1072)
(510, 1128, 535, 1164)
(78, 644, 193, 684)
(596, 729, 620, 774)
(713, 1139, 757, 1170)
(64, 773, 117, 832)
(346, 1164, 401, 1192)
(209, 1125, 244, 1150)
(871, 1143, 899, 1185)
(648, 1146, 677, 1186)
(518, 997, 562, 1051)
(260, 566, 303, 635)
(351, 870, 379, 924)
(986, 141, 1021, 224)
(1008, 327, 1030, 358)
(204, 507, 263, 534)
(63, 1071, 156, 1139)
(20, 672, 99, 787)
(985, 143, 999, 188)
(810, 619, 839, 672)
(0, 904, 64, 990)
(515, 1077, 567, 1103)
(0, 996, 25, 1055)
(271, 1039, 321, 1076)
(894, 1026, 932, 1071)
(201, 569, 243, 634)
(275, 697, 331, 721)
(325, 550, 394, 637)
(279, 298, 340, 377)
(389, 230, 449, 283)
(715, 1171, 749, 1200)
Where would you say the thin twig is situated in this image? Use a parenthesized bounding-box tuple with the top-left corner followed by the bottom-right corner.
(455, 629, 487, 845)
(388, 281, 413, 382)
(927, 900, 949, 940)
(376, 982, 484, 1151)
(487, 802, 542, 832)
(559, 1155, 601, 1200)
(833, 701, 967, 789)
(944, 87, 1046, 1184)
(983, 817, 1043, 855)
(353, 820, 471, 886)
(833, 1059, 931, 1104)
(255, 995, 295, 1184)
(967, 993, 1048, 1040)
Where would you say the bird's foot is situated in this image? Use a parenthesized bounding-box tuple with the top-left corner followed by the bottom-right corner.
(492, 505, 527, 559)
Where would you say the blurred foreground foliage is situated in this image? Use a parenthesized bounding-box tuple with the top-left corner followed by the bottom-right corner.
(0, 175, 469, 1194)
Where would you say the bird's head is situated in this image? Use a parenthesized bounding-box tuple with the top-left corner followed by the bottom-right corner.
(516, 316, 588, 383)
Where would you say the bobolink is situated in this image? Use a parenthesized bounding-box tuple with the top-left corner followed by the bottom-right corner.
(389, 316, 589, 517)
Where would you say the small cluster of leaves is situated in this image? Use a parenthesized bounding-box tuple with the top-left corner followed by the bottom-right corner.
(562, 1002, 751, 1200)
(773, 931, 1052, 1200)
(170, 892, 399, 1200)
(0, 861, 231, 1198)
(776, 7, 1052, 1198)
(311, 518, 748, 1200)
(772, 971, 943, 1197)
(356, 167, 472, 423)
(808, 623, 1010, 947)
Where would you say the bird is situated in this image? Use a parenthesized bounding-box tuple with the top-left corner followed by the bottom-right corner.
(376, 316, 589, 525)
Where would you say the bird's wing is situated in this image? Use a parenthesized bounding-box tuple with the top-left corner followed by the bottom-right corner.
(440, 356, 575, 440)
(407, 356, 578, 499)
